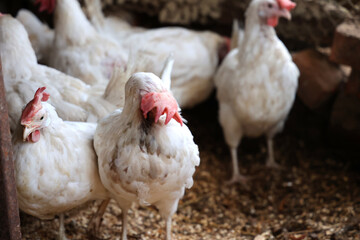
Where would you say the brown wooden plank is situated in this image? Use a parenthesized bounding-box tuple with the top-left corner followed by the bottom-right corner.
(0, 61, 22, 240)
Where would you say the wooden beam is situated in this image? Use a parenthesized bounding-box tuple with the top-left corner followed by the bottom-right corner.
(0, 61, 22, 240)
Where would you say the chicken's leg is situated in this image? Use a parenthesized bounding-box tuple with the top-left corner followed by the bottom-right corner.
(164, 216, 172, 240)
(58, 213, 68, 240)
(121, 208, 129, 240)
(88, 199, 110, 237)
(226, 147, 249, 187)
(218, 103, 248, 186)
(115, 198, 131, 240)
(266, 137, 281, 169)
(156, 198, 180, 240)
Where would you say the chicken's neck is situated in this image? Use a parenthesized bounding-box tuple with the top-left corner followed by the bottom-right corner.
(121, 102, 145, 129)
(238, 16, 278, 64)
(54, 0, 97, 46)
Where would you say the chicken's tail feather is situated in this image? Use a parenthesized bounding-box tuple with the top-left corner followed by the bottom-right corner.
(160, 53, 174, 91)
(103, 65, 127, 108)
(230, 19, 245, 50)
(104, 50, 150, 107)
(84, 0, 105, 31)
(230, 19, 239, 50)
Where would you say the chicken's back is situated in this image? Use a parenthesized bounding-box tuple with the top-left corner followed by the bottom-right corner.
(16, 9, 54, 63)
(49, 37, 126, 86)
(121, 27, 223, 108)
(50, 0, 127, 86)
(1, 15, 116, 131)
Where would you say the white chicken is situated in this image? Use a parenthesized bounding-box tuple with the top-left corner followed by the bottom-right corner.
(16, 9, 54, 64)
(12, 87, 109, 240)
(0, 15, 116, 131)
(36, 0, 127, 87)
(214, 0, 299, 184)
(94, 60, 200, 239)
(84, 0, 230, 108)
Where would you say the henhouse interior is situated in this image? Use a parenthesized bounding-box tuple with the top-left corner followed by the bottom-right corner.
(0, 0, 359, 239)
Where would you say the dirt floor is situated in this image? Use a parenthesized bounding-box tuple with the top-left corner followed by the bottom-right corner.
(20, 96, 360, 240)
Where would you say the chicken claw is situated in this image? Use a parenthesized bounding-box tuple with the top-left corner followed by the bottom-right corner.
(141, 91, 183, 125)
(226, 174, 250, 189)
(265, 159, 283, 169)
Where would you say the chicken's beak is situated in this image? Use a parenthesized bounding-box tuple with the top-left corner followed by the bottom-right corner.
(277, 9, 291, 20)
(23, 126, 35, 141)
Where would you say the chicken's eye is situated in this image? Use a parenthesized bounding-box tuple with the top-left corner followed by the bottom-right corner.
(268, 3, 273, 8)
(40, 116, 44, 120)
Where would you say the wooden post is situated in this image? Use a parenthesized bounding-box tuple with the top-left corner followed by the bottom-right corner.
(0, 61, 22, 240)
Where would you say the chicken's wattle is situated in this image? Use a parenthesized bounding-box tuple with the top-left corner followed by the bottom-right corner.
(267, 17, 279, 27)
(28, 130, 40, 143)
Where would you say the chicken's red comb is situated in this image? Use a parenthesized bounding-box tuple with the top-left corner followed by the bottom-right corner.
(35, 0, 56, 14)
(141, 91, 183, 126)
(277, 0, 296, 11)
(21, 87, 50, 125)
